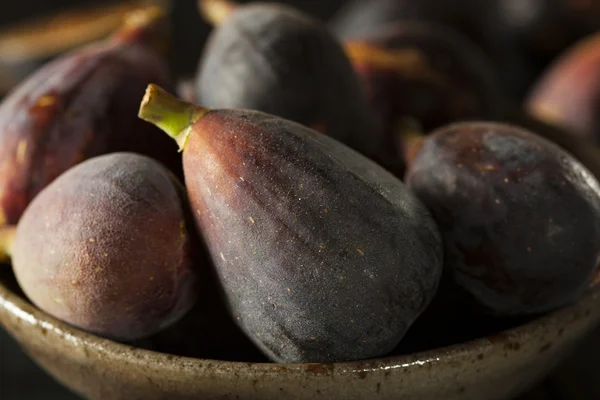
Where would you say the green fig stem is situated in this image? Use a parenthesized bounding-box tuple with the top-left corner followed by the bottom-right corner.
(0, 226, 16, 263)
(198, 0, 238, 26)
(396, 117, 426, 166)
(138, 84, 210, 151)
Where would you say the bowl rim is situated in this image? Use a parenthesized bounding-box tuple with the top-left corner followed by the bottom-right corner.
(1, 278, 599, 376)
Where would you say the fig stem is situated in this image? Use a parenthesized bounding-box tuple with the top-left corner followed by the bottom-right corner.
(344, 41, 448, 86)
(396, 118, 426, 166)
(198, 0, 238, 26)
(0, 226, 16, 263)
(111, 4, 169, 51)
(138, 84, 209, 151)
(344, 41, 425, 70)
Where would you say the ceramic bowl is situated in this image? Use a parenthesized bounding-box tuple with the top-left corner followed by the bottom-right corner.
(1, 263, 599, 400)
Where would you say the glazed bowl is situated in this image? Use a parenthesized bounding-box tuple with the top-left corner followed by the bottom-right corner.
(1, 262, 600, 400)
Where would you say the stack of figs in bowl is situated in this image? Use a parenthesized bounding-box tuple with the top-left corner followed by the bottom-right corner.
(2, 1, 600, 399)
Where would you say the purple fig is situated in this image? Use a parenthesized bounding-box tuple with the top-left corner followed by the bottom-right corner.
(404, 122, 600, 316)
(0, 5, 180, 227)
(138, 84, 443, 363)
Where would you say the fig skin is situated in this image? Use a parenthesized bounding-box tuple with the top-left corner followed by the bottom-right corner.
(526, 32, 600, 144)
(194, 2, 379, 164)
(0, 6, 180, 227)
(329, 0, 532, 99)
(139, 85, 443, 364)
(11, 153, 199, 341)
(345, 22, 506, 167)
(405, 122, 600, 316)
(506, 111, 600, 181)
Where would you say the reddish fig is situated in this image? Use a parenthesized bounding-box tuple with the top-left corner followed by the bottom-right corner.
(8, 153, 199, 341)
(138, 84, 443, 363)
(0, 5, 180, 227)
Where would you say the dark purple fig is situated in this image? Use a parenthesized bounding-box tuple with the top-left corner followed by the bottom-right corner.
(194, 0, 381, 171)
(344, 22, 506, 167)
(329, 0, 532, 99)
(0, 5, 180, 227)
(404, 122, 600, 316)
(526, 32, 600, 144)
(9, 153, 199, 341)
(138, 84, 443, 364)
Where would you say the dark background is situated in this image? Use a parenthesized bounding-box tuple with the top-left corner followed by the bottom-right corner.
(0, 0, 346, 78)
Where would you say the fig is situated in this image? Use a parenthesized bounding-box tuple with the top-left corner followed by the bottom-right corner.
(194, 0, 380, 169)
(329, 0, 532, 99)
(0, 5, 180, 227)
(7, 153, 199, 341)
(404, 122, 600, 316)
(138, 84, 443, 363)
(344, 22, 505, 166)
(526, 32, 600, 144)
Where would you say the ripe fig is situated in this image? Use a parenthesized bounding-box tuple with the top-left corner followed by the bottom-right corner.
(526, 32, 600, 144)
(0, 5, 180, 227)
(8, 153, 199, 341)
(138, 84, 443, 363)
(329, 0, 532, 99)
(194, 0, 380, 168)
(344, 22, 505, 167)
(404, 122, 600, 316)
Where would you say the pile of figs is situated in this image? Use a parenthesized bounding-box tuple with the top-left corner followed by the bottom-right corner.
(1, 0, 600, 365)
